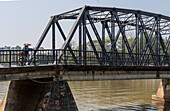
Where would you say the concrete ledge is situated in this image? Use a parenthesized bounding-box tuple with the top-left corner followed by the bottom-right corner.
(0, 65, 170, 81)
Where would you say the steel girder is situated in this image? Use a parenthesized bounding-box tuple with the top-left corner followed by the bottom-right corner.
(35, 6, 170, 66)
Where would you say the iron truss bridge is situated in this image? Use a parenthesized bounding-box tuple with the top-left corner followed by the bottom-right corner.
(0, 6, 170, 81)
(1, 5, 169, 67)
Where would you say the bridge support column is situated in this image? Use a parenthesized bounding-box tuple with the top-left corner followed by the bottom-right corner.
(0, 79, 52, 111)
(0, 78, 78, 111)
(152, 79, 170, 102)
(45, 78, 78, 111)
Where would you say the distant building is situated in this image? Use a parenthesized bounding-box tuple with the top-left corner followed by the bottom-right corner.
(3, 46, 10, 50)
(11, 45, 22, 50)
(0, 45, 22, 50)
(0, 47, 4, 50)
(0, 47, 10, 50)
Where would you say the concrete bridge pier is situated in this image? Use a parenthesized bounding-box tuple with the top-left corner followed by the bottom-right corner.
(0, 78, 78, 111)
(44, 77, 78, 111)
(152, 79, 170, 102)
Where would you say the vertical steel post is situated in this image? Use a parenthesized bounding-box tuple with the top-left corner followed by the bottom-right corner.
(64, 50, 67, 65)
(111, 13, 115, 65)
(140, 30, 143, 66)
(9, 50, 11, 67)
(122, 26, 125, 65)
(136, 14, 139, 65)
(83, 12, 86, 65)
(156, 17, 161, 65)
(102, 21, 105, 64)
(79, 24, 82, 64)
(140, 30, 143, 55)
(56, 50, 58, 65)
(34, 50, 36, 66)
(52, 21, 55, 62)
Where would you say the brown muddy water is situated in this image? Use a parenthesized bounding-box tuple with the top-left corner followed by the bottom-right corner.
(1, 79, 169, 111)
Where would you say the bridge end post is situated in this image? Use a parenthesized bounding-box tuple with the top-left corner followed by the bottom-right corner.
(152, 79, 170, 102)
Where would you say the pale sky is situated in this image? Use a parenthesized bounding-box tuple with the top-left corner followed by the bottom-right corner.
(0, 0, 170, 48)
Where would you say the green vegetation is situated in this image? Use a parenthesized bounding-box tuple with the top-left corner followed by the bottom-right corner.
(74, 36, 170, 55)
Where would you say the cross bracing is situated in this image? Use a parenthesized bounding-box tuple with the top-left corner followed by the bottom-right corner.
(34, 6, 170, 66)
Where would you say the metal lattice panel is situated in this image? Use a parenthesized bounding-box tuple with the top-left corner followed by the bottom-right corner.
(34, 6, 170, 66)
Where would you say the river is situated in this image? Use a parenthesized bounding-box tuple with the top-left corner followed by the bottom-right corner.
(0, 79, 169, 111)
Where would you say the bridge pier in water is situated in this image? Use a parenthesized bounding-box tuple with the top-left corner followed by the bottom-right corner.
(0, 78, 78, 111)
(152, 79, 170, 102)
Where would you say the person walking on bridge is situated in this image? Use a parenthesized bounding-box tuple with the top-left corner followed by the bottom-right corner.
(23, 43, 33, 57)
(22, 43, 33, 65)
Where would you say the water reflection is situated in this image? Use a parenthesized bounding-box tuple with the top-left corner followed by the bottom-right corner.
(97, 104, 159, 111)
(1, 80, 170, 111)
(0, 81, 9, 103)
(68, 79, 161, 111)
(152, 101, 170, 111)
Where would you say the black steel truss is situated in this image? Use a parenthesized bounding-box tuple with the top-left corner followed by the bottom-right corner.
(34, 6, 170, 66)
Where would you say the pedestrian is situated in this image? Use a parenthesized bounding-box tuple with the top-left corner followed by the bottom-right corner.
(22, 43, 33, 64)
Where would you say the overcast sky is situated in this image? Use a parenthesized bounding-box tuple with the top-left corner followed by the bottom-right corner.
(0, 0, 170, 48)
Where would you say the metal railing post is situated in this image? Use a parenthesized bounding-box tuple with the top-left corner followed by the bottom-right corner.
(56, 50, 58, 65)
(9, 50, 11, 67)
(34, 50, 36, 66)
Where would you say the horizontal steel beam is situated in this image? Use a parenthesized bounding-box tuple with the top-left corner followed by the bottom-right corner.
(0, 65, 169, 81)
(53, 6, 170, 21)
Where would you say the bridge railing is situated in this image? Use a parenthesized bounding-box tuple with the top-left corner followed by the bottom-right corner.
(0, 49, 169, 67)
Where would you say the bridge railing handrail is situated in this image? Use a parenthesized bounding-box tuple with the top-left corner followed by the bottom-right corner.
(0, 49, 169, 67)
(0, 49, 167, 56)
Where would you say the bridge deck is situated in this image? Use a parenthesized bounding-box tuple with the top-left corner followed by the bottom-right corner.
(0, 65, 169, 81)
